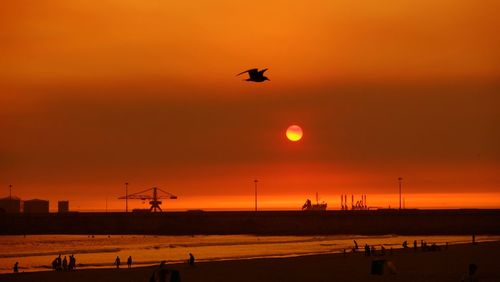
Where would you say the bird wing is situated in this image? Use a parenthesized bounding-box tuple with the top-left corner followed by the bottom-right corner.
(237, 68, 258, 76)
(258, 68, 268, 74)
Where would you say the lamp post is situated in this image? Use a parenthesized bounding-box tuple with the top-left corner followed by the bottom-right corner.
(398, 177, 403, 210)
(254, 179, 258, 212)
(125, 182, 129, 213)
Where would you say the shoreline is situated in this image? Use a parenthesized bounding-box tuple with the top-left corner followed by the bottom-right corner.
(2, 240, 500, 281)
(1, 235, 494, 274)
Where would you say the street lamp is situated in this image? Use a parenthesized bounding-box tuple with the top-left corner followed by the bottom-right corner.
(398, 177, 403, 210)
(125, 182, 129, 213)
(254, 179, 258, 212)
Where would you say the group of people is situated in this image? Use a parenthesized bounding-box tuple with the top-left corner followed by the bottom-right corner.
(52, 254, 76, 271)
(350, 239, 446, 257)
(114, 256, 133, 269)
(402, 240, 442, 252)
(350, 240, 389, 256)
(113, 253, 195, 270)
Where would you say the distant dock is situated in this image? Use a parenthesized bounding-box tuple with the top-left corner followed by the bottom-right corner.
(1, 209, 500, 235)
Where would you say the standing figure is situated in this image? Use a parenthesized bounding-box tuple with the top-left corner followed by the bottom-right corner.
(188, 253, 195, 266)
(69, 255, 76, 271)
(62, 256, 68, 271)
(13, 262, 19, 273)
(115, 256, 121, 269)
(127, 256, 132, 269)
(364, 244, 371, 256)
(56, 254, 62, 271)
(462, 263, 478, 282)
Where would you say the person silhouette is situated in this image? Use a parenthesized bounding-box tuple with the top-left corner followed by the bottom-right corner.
(62, 256, 68, 271)
(13, 262, 19, 273)
(364, 244, 371, 256)
(68, 255, 76, 271)
(402, 240, 408, 249)
(151, 261, 168, 282)
(115, 256, 121, 269)
(188, 253, 195, 266)
(56, 254, 62, 271)
(462, 263, 478, 282)
(127, 256, 132, 268)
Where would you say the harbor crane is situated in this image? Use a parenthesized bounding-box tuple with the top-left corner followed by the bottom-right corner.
(118, 187, 177, 212)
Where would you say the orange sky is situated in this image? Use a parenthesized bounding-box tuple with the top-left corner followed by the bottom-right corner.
(1, 1, 499, 210)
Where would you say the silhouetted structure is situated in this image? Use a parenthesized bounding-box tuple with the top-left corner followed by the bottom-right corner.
(13, 262, 19, 273)
(398, 177, 403, 210)
(237, 68, 269, 82)
(58, 201, 69, 213)
(2, 210, 500, 235)
(302, 193, 327, 211)
(119, 187, 177, 212)
(340, 194, 367, 210)
(23, 199, 49, 213)
(0, 196, 21, 213)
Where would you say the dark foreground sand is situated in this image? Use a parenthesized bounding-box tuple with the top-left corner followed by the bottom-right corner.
(2, 241, 499, 282)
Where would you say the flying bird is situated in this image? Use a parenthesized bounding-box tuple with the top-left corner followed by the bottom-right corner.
(237, 68, 269, 82)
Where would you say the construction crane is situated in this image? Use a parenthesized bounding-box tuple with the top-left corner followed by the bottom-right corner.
(118, 187, 177, 212)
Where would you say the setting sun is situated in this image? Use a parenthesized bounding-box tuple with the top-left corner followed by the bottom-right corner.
(286, 125, 303, 142)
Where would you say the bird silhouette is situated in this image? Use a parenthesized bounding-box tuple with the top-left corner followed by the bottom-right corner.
(237, 68, 269, 82)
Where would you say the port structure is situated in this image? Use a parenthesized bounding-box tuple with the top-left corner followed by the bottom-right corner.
(118, 187, 177, 212)
(340, 194, 368, 210)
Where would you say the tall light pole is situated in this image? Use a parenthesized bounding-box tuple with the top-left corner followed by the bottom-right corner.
(125, 182, 129, 213)
(254, 179, 258, 212)
(398, 177, 403, 210)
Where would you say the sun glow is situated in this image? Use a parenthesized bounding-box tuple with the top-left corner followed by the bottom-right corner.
(286, 125, 303, 142)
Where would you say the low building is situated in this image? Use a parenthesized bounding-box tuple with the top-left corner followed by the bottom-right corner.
(23, 199, 49, 213)
(58, 201, 69, 213)
(0, 196, 21, 213)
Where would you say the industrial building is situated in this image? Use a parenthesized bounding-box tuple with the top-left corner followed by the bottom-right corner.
(0, 196, 21, 213)
(58, 201, 69, 213)
(23, 199, 49, 213)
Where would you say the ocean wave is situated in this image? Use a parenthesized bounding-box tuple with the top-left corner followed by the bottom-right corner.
(0, 248, 121, 259)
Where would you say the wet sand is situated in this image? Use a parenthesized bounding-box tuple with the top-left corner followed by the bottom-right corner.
(2, 241, 499, 282)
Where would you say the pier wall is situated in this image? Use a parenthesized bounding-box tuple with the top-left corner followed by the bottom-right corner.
(1, 210, 499, 235)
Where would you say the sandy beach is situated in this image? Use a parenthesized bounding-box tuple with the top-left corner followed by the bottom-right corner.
(2, 240, 499, 282)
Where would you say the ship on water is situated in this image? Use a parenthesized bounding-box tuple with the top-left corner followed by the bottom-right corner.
(302, 193, 327, 211)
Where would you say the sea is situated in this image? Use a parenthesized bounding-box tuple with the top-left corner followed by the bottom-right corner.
(1, 234, 499, 273)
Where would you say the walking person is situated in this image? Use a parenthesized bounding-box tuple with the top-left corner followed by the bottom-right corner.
(115, 256, 121, 269)
(127, 256, 132, 269)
